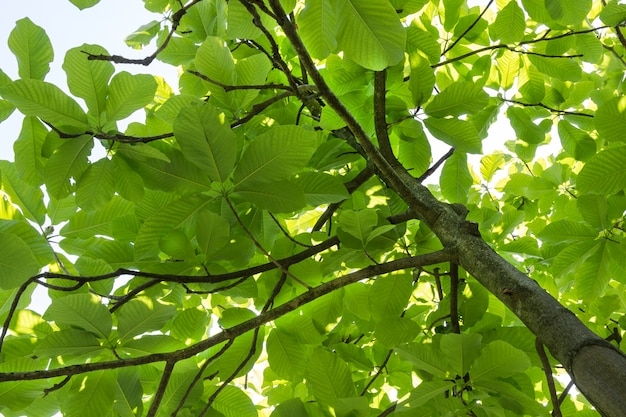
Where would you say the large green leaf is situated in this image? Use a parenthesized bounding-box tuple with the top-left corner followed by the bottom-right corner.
(0, 79, 89, 129)
(233, 126, 318, 189)
(492, 0, 526, 44)
(13, 116, 47, 187)
(174, 104, 236, 183)
(44, 294, 112, 339)
(557, 119, 596, 161)
(0, 233, 40, 289)
(196, 210, 230, 257)
(374, 316, 421, 347)
(134, 194, 212, 258)
(577, 146, 626, 195)
(212, 386, 258, 417)
(527, 54, 582, 81)
(75, 158, 116, 209)
(267, 328, 307, 380)
(538, 220, 598, 243)
(408, 51, 435, 107)
(306, 348, 356, 406)
(297, 0, 338, 60)
(235, 180, 306, 213)
(423, 117, 482, 153)
(338, 209, 378, 247)
(43, 136, 94, 199)
(440, 152, 472, 203)
(335, 0, 406, 70)
(60, 196, 134, 239)
(116, 297, 176, 341)
(600, 0, 626, 25)
(34, 328, 103, 358)
(439, 333, 482, 376)
(8, 18, 53, 81)
(60, 371, 116, 417)
(507, 106, 545, 144)
(595, 96, 626, 144)
(294, 172, 349, 206)
(425, 82, 489, 118)
(104, 72, 156, 122)
(368, 273, 412, 318)
(470, 340, 531, 381)
(63, 44, 114, 119)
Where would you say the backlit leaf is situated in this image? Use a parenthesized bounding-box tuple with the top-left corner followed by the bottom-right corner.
(0, 233, 40, 289)
(44, 293, 112, 339)
(104, 72, 157, 122)
(577, 146, 626, 195)
(8, 18, 53, 81)
(425, 82, 489, 118)
(306, 349, 356, 405)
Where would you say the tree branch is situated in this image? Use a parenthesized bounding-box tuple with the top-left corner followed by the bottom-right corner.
(535, 338, 562, 417)
(0, 250, 452, 383)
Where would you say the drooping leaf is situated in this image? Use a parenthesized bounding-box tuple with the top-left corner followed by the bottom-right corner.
(335, 0, 406, 70)
(424, 117, 482, 153)
(440, 152, 472, 203)
(8, 18, 53, 81)
(0, 161, 46, 224)
(125, 20, 161, 49)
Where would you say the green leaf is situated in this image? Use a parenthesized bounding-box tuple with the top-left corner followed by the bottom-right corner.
(233, 126, 318, 189)
(75, 158, 116, 209)
(440, 152, 472, 203)
(473, 379, 550, 416)
(44, 293, 112, 339)
(335, 0, 406, 70)
(135, 194, 212, 258)
(0, 233, 40, 289)
(600, 0, 626, 25)
(538, 220, 598, 243)
(470, 340, 531, 381)
(117, 297, 176, 341)
(369, 273, 412, 318)
(424, 117, 482, 153)
(595, 96, 626, 144)
(212, 386, 258, 417)
(267, 328, 307, 380)
(439, 333, 482, 376)
(104, 72, 156, 122)
(8, 18, 53, 81)
(339, 209, 378, 247)
(408, 51, 435, 107)
(374, 317, 420, 347)
(235, 180, 306, 213)
(0, 79, 89, 129)
(507, 106, 545, 144)
(44, 136, 94, 199)
(196, 210, 230, 257)
(34, 328, 103, 358)
(297, 0, 338, 60)
(270, 398, 308, 417)
(61, 371, 115, 417)
(174, 104, 236, 183)
(425, 82, 489, 118)
(170, 308, 210, 342)
(403, 380, 456, 408)
(577, 194, 608, 230)
(557, 119, 596, 161)
(527, 54, 582, 82)
(68, 0, 101, 10)
(158, 36, 197, 65)
(60, 196, 134, 239)
(306, 349, 356, 406)
(573, 240, 614, 298)
(295, 172, 349, 206)
(125, 20, 161, 49)
(492, 1, 525, 44)
(0, 161, 46, 224)
(63, 45, 114, 119)
(577, 146, 626, 195)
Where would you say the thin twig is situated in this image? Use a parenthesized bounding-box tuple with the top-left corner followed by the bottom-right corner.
(535, 338, 562, 417)
(442, 0, 494, 55)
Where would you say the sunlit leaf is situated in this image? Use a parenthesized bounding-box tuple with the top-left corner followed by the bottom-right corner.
(0, 233, 40, 289)
(577, 146, 626, 195)
(297, 0, 338, 59)
(425, 82, 489, 118)
(306, 349, 356, 405)
(44, 293, 112, 339)
(104, 72, 157, 122)
(8, 18, 53, 81)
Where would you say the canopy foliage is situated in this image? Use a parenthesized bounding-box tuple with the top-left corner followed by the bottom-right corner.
(0, 0, 626, 416)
